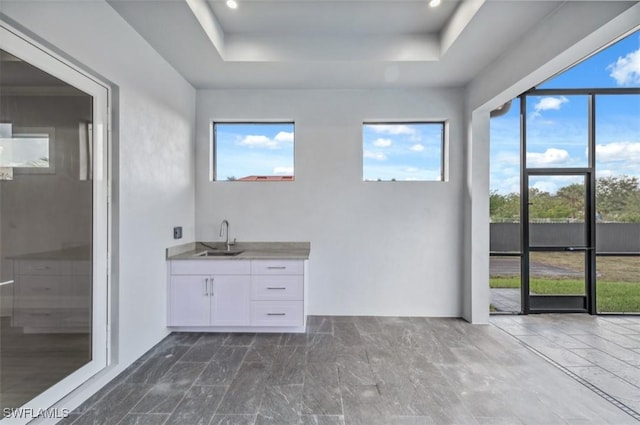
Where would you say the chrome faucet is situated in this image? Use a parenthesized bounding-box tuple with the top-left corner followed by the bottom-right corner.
(219, 219, 236, 250)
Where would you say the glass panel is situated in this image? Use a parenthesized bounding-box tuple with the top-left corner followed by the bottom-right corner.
(490, 97, 521, 224)
(528, 175, 586, 247)
(214, 122, 294, 181)
(528, 252, 586, 296)
(0, 49, 93, 412)
(362, 123, 444, 181)
(596, 256, 640, 313)
(595, 93, 640, 314)
(490, 256, 521, 313)
(525, 95, 588, 168)
(539, 30, 640, 89)
(595, 94, 640, 223)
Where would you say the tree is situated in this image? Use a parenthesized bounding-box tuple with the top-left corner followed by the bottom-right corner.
(557, 183, 584, 220)
(490, 175, 640, 223)
(596, 175, 640, 222)
(490, 191, 520, 221)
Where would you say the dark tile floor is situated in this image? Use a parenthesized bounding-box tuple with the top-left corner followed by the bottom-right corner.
(60, 316, 638, 425)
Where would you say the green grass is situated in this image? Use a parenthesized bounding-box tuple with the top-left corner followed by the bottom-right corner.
(491, 277, 640, 312)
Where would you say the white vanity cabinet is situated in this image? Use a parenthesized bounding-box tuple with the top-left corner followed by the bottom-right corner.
(13, 258, 91, 333)
(167, 257, 306, 332)
(167, 260, 251, 327)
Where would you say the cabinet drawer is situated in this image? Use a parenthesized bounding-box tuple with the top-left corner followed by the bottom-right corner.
(170, 260, 250, 275)
(251, 260, 303, 275)
(18, 260, 70, 276)
(252, 275, 303, 301)
(16, 275, 67, 294)
(251, 301, 303, 326)
(15, 308, 89, 328)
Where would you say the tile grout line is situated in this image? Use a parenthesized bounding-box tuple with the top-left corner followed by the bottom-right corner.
(494, 325, 640, 422)
(569, 346, 640, 392)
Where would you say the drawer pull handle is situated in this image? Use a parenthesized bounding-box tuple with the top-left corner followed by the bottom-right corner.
(34, 266, 51, 270)
(30, 313, 51, 317)
(267, 313, 286, 316)
(267, 287, 286, 290)
(267, 266, 286, 270)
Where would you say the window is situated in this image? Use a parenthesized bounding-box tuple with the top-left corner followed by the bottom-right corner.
(0, 124, 54, 177)
(212, 122, 294, 181)
(362, 122, 444, 181)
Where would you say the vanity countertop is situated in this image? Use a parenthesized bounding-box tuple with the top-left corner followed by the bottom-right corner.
(8, 245, 90, 261)
(167, 241, 310, 260)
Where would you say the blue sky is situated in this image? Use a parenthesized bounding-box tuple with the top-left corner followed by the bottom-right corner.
(490, 31, 640, 195)
(214, 122, 294, 180)
(362, 123, 443, 181)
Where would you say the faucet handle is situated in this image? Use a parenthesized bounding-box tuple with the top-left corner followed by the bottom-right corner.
(230, 238, 237, 246)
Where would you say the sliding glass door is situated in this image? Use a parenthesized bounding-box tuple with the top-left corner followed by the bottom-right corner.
(0, 25, 108, 420)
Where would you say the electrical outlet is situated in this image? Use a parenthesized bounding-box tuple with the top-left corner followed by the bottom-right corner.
(173, 226, 182, 239)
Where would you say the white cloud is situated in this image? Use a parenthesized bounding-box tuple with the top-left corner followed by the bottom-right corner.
(273, 166, 294, 175)
(532, 180, 559, 194)
(596, 169, 614, 178)
(363, 150, 387, 161)
(238, 133, 290, 149)
(373, 138, 393, 148)
(607, 46, 640, 86)
(404, 167, 419, 173)
(368, 124, 416, 136)
(274, 131, 294, 143)
(534, 96, 569, 113)
(409, 144, 424, 152)
(530, 175, 583, 195)
(595, 141, 640, 162)
(526, 148, 570, 167)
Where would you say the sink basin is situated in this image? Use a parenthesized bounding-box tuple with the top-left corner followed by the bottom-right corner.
(193, 250, 244, 257)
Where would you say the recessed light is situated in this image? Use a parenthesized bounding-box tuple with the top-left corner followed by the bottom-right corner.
(429, 0, 441, 7)
(226, 0, 238, 9)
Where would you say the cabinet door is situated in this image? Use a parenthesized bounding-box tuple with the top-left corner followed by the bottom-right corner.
(211, 275, 251, 326)
(169, 275, 210, 326)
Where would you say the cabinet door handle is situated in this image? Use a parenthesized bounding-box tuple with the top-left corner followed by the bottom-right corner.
(267, 287, 286, 290)
(203, 278, 209, 296)
(267, 266, 286, 270)
(210, 277, 214, 296)
(267, 313, 286, 316)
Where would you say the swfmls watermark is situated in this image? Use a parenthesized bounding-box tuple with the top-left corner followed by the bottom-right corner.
(3, 408, 70, 420)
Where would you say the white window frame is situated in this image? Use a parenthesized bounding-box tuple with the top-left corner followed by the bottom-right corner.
(362, 121, 447, 182)
(211, 121, 296, 182)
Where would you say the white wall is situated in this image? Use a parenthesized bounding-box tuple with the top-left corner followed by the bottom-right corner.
(196, 89, 465, 317)
(0, 0, 196, 371)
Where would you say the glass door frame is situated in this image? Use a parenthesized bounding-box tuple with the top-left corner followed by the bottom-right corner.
(520, 89, 599, 314)
(522, 170, 596, 313)
(0, 23, 110, 422)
